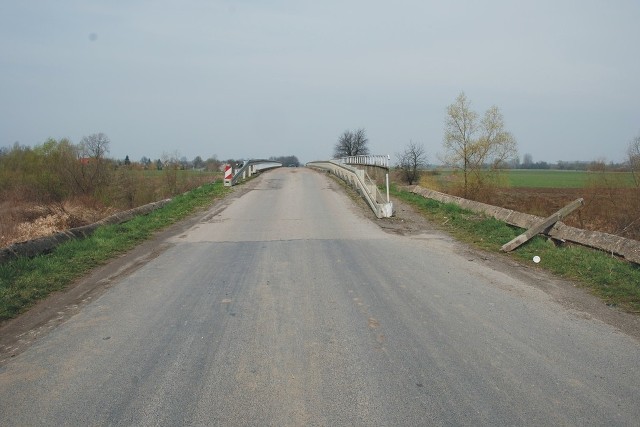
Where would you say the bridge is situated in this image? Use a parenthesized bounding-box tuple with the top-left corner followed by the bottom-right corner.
(224, 159, 282, 186)
(335, 155, 391, 186)
(307, 155, 393, 218)
(226, 156, 394, 219)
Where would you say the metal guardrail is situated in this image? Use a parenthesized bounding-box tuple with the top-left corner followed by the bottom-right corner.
(336, 155, 390, 168)
(307, 160, 393, 218)
(228, 160, 282, 186)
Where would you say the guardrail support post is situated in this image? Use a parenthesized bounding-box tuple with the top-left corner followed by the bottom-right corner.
(386, 173, 390, 203)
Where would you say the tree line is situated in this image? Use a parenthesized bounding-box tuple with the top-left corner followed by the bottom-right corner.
(0, 135, 225, 209)
(0, 134, 114, 203)
(269, 155, 300, 167)
(516, 155, 636, 172)
(0, 133, 310, 210)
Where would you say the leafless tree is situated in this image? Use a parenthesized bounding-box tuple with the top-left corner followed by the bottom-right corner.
(161, 151, 181, 196)
(80, 132, 110, 159)
(397, 141, 428, 185)
(74, 132, 112, 195)
(628, 133, 640, 187)
(333, 128, 370, 158)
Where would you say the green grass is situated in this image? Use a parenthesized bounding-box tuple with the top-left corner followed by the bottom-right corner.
(430, 169, 636, 189)
(505, 169, 636, 188)
(391, 185, 640, 312)
(505, 170, 590, 188)
(0, 182, 230, 321)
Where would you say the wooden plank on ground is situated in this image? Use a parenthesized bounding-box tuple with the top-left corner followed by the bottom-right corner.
(501, 198, 584, 252)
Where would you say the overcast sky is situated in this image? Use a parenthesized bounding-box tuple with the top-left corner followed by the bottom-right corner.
(1, 1, 639, 164)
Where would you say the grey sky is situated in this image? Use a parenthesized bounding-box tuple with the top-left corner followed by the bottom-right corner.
(1, 1, 639, 164)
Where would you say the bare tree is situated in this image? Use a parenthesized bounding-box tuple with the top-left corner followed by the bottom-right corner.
(205, 155, 222, 172)
(80, 132, 110, 159)
(443, 92, 517, 197)
(161, 151, 182, 196)
(443, 92, 477, 196)
(625, 133, 640, 237)
(628, 133, 640, 187)
(75, 132, 112, 196)
(333, 128, 370, 158)
(397, 141, 428, 185)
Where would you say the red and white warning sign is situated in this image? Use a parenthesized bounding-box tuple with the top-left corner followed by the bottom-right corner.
(224, 164, 233, 186)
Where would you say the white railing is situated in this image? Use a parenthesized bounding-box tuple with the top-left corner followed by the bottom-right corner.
(226, 159, 282, 186)
(307, 161, 393, 218)
(336, 155, 390, 168)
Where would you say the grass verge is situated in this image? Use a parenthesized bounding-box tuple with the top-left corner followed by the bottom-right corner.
(391, 185, 640, 313)
(0, 182, 230, 321)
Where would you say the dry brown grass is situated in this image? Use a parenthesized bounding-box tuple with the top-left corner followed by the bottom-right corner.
(474, 187, 640, 241)
(0, 200, 117, 247)
(410, 171, 640, 242)
(0, 169, 220, 248)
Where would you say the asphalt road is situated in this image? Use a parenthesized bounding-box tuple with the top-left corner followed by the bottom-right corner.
(1, 167, 639, 426)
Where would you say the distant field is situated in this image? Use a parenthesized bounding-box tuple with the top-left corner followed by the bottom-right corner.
(505, 170, 636, 188)
(431, 169, 636, 189)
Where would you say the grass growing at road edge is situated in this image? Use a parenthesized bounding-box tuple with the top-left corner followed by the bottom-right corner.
(0, 182, 230, 321)
(391, 185, 640, 313)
